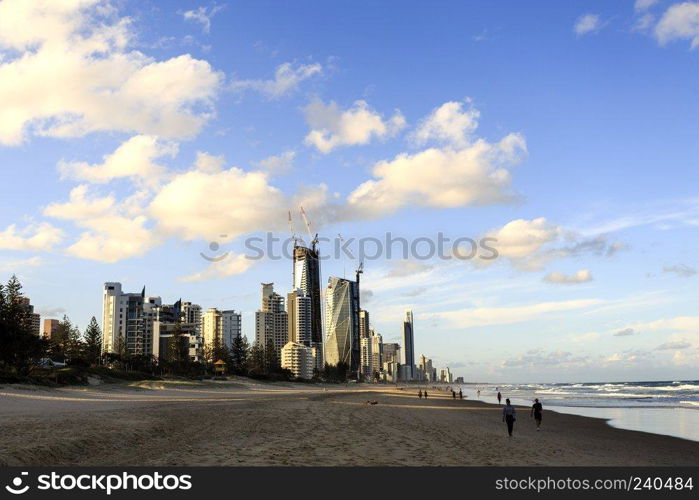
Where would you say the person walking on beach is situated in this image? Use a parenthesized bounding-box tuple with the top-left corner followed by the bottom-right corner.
(477, 389, 481, 399)
(458, 389, 463, 400)
(452, 390, 456, 399)
(502, 399, 516, 437)
(424, 390, 428, 399)
(497, 391, 502, 405)
(418, 390, 423, 399)
(531, 398, 543, 431)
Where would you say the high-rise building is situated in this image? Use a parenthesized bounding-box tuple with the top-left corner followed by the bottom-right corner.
(42, 318, 60, 339)
(153, 321, 202, 362)
(287, 288, 311, 346)
(402, 309, 415, 380)
(382, 342, 401, 365)
(293, 245, 323, 346)
(18, 297, 41, 335)
(222, 310, 242, 349)
(255, 283, 288, 361)
(181, 302, 202, 335)
(371, 330, 383, 377)
(418, 354, 436, 382)
(324, 276, 360, 372)
(281, 341, 315, 380)
(440, 367, 453, 383)
(102, 283, 155, 355)
(360, 337, 372, 378)
(202, 308, 223, 347)
(359, 310, 370, 339)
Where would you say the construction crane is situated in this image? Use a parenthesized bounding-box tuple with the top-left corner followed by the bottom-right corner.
(355, 261, 363, 286)
(299, 206, 318, 251)
(288, 210, 298, 247)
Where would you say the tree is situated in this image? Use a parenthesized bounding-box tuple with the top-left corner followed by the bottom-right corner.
(248, 342, 265, 376)
(0, 275, 48, 373)
(83, 317, 102, 365)
(264, 338, 279, 374)
(50, 315, 83, 362)
(229, 335, 249, 374)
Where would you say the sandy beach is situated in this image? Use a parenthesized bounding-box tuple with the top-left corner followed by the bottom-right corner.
(1, 380, 697, 466)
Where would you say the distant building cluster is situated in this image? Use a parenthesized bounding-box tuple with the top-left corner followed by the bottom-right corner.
(29, 229, 458, 382)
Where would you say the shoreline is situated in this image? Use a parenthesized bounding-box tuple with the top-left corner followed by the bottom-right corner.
(1, 380, 698, 466)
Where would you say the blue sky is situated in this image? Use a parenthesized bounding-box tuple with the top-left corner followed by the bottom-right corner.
(1, 0, 698, 382)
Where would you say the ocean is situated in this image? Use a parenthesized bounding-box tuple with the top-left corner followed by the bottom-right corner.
(461, 380, 699, 442)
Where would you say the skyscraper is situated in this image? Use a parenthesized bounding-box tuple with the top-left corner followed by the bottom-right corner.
(202, 308, 222, 347)
(222, 310, 242, 349)
(287, 288, 312, 346)
(255, 283, 288, 361)
(402, 309, 415, 381)
(102, 283, 153, 355)
(293, 245, 323, 351)
(181, 302, 202, 335)
(324, 276, 360, 372)
(42, 318, 59, 339)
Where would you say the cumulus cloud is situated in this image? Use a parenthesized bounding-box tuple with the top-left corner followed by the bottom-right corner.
(0, 0, 222, 145)
(635, 0, 659, 10)
(182, 5, 225, 34)
(304, 99, 406, 153)
(0, 222, 64, 251)
(232, 62, 323, 99)
(614, 327, 638, 337)
(663, 263, 698, 277)
(574, 13, 602, 35)
(543, 269, 593, 284)
(385, 260, 434, 278)
(179, 253, 256, 282)
(0, 256, 44, 273)
(501, 348, 590, 369)
(44, 185, 159, 262)
(466, 217, 625, 271)
(655, 1, 699, 48)
(411, 100, 480, 148)
(58, 135, 178, 189)
(254, 151, 296, 175)
(347, 132, 525, 219)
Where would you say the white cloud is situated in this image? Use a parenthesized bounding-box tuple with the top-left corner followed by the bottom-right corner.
(543, 269, 593, 284)
(255, 151, 296, 175)
(0, 0, 222, 145)
(0, 222, 64, 251)
(182, 5, 225, 34)
(411, 100, 480, 148)
(656, 341, 692, 350)
(304, 99, 406, 153)
(501, 349, 590, 369)
(44, 185, 159, 262)
(233, 62, 323, 99)
(424, 298, 602, 329)
(179, 253, 256, 282)
(385, 260, 434, 278)
(635, 0, 659, 11)
(655, 2, 699, 48)
(574, 13, 602, 36)
(149, 157, 329, 241)
(0, 256, 44, 273)
(58, 135, 178, 189)
(347, 133, 525, 219)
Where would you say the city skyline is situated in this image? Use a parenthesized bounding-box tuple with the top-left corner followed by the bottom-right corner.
(1, 0, 699, 382)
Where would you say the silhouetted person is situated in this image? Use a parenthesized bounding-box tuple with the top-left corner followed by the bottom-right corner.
(424, 390, 428, 399)
(418, 390, 423, 399)
(531, 398, 543, 431)
(459, 389, 463, 400)
(502, 398, 516, 437)
(497, 391, 502, 405)
(452, 390, 456, 399)
(477, 389, 481, 399)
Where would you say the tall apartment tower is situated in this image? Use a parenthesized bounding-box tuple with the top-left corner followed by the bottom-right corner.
(102, 283, 154, 355)
(222, 310, 242, 349)
(359, 310, 370, 339)
(287, 288, 312, 346)
(370, 330, 383, 377)
(324, 276, 360, 372)
(202, 308, 223, 347)
(293, 245, 323, 349)
(181, 302, 202, 335)
(42, 318, 60, 339)
(255, 283, 288, 361)
(402, 309, 415, 381)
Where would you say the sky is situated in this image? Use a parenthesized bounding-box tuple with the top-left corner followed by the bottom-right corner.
(1, 0, 698, 383)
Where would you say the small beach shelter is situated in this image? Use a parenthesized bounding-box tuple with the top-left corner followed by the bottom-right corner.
(214, 359, 226, 375)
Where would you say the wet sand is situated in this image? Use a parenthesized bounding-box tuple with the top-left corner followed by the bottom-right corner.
(1, 380, 697, 466)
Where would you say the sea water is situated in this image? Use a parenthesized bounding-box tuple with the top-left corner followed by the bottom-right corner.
(462, 380, 699, 442)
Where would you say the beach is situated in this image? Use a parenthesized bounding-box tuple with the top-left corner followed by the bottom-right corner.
(1, 380, 697, 466)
